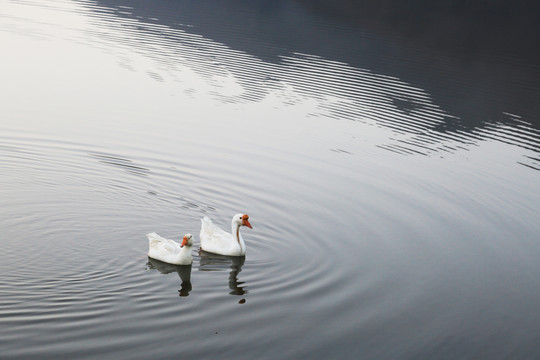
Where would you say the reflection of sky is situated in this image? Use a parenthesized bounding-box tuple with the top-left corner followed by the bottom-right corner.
(1, 0, 538, 171)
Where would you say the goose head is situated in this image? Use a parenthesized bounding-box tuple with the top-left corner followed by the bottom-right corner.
(233, 214, 252, 229)
(180, 234, 194, 248)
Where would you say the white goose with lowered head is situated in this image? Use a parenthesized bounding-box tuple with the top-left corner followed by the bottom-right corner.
(200, 214, 252, 256)
(147, 232, 194, 265)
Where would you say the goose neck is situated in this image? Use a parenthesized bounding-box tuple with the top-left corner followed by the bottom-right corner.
(231, 221, 241, 243)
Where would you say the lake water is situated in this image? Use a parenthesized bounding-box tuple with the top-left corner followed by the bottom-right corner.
(1, 0, 540, 359)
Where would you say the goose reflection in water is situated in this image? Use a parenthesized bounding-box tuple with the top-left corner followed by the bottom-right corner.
(198, 249, 247, 301)
(147, 257, 192, 297)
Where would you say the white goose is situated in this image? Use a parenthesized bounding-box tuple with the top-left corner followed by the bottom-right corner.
(200, 214, 252, 256)
(147, 232, 194, 265)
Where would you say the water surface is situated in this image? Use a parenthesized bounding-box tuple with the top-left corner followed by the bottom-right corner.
(1, 1, 539, 359)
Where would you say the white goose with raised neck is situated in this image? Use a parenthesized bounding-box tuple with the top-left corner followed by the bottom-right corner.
(200, 214, 252, 256)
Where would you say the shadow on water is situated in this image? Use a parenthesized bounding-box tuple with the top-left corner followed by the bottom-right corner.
(93, 0, 540, 131)
(295, 1, 540, 58)
(198, 250, 247, 300)
(147, 258, 193, 297)
(89, 0, 540, 171)
(94, 0, 540, 62)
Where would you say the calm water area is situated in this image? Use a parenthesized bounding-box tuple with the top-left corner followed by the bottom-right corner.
(1, 0, 540, 359)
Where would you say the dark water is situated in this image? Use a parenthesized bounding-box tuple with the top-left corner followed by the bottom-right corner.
(1, 1, 539, 359)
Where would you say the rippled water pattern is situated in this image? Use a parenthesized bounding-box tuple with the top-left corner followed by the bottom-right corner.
(1, 0, 539, 359)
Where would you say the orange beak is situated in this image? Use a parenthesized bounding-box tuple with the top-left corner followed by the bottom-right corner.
(243, 219, 252, 229)
(181, 236, 188, 247)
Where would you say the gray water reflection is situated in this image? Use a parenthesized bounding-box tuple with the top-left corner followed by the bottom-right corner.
(147, 258, 193, 297)
(199, 250, 247, 298)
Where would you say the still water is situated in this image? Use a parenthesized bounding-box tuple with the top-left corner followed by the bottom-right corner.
(1, 0, 539, 359)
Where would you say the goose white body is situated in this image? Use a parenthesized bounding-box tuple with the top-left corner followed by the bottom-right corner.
(200, 214, 252, 256)
(147, 232, 193, 265)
